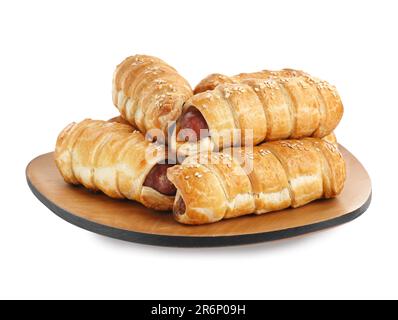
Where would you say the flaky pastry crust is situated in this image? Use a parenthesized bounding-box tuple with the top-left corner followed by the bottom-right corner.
(186, 69, 343, 149)
(55, 119, 174, 210)
(167, 138, 346, 224)
(113, 55, 193, 137)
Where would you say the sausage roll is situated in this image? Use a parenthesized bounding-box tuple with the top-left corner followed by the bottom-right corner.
(55, 119, 177, 210)
(113, 54, 193, 138)
(175, 69, 343, 154)
(167, 138, 346, 224)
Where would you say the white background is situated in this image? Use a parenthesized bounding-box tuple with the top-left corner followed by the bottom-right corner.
(0, 0, 397, 299)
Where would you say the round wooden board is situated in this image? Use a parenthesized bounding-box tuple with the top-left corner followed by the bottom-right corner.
(26, 146, 371, 247)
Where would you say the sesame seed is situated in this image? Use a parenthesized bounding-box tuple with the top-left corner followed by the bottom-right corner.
(205, 93, 213, 99)
(259, 149, 270, 156)
(194, 172, 202, 178)
(235, 86, 246, 93)
(154, 79, 167, 85)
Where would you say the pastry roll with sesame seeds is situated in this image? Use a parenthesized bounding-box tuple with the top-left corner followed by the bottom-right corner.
(175, 69, 343, 154)
(55, 119, 177, 211)
(112, 54, 193, 139)
(167, 138, 346, 225)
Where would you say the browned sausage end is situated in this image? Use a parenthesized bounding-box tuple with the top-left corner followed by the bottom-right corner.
(143, 163, 177, 196)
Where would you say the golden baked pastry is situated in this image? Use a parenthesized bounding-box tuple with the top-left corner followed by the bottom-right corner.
(113, 54, 193, 138)
(175, 69, 343, 153)
(55, 119, 177, 210)
(167, 138, 346, 224)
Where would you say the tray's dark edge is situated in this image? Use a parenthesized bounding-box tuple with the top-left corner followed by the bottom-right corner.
(26, 173, 372, 247)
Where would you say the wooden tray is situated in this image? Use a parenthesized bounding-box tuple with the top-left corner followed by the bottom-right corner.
(26, 146, 371, 247)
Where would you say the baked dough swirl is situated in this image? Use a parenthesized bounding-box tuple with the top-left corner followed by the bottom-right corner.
(113, 55, 193, 138)
(55, 119, 176, 210)
(176, 69, 343, 152)
(167, 138, 346, 224)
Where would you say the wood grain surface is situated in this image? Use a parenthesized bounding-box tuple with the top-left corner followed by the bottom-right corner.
(26, 146, 371, 246)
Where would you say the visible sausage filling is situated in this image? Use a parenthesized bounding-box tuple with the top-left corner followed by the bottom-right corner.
(143, 163, 176, 196)
(174, 197, 186, 216)
(178, 106, 209, 142)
